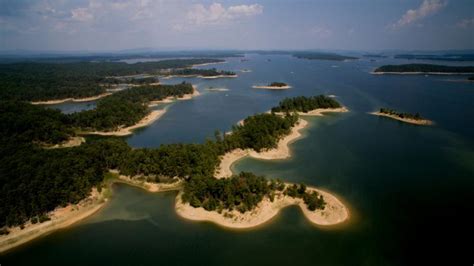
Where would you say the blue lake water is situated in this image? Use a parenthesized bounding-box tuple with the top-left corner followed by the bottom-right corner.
(3, 54, 473, 265)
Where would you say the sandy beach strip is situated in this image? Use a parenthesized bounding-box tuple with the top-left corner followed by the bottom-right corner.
(83, 109, 166, 136)
(370, 112, 434, 126)
(191, 61, 227, 67)
(295, 106, 348, 116)
(31, 92, 112, 105)
(252, 85, 291, 90)
(175, 184, 349, 229)
(43, 136, 85, 149)
(82, 86, 199, 136)
(0, 188, 108, 253)
(214, 118, 308, 178)
(111, 171, 183, 193)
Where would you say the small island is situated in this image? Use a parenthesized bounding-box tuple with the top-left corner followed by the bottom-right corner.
(372, 64, 474, 75)
(253, 82, 291, 89)
(161, 68, 237, 79)
(371, 108, 433, 126)
(271, 95, 348, 115)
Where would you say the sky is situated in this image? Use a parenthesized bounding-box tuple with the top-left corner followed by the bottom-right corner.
(0, 0, 473, 52)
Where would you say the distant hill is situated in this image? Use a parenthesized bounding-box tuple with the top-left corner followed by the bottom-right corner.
(293, 52, 358, 61)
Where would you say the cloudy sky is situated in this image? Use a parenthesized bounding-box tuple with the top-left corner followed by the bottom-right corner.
(1, 0, 473, 51)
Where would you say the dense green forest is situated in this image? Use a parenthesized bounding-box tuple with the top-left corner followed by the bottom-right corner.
(268, 82, 287, 87)
(0, 58, 221, 101)
(181, 173, 326, 213)
(71, 83, 194, 131)
(271, 95, 341, 113)
(0, 137, 129, 227)
(374, 64, 474, 73)
(0, 95, 323, 228)
(0, 101, 74, 145)
(103, 76, 159, 85)
(293, 52, 358, 61)
(379, 108, 423, 120)
(165, 68, 235, 77)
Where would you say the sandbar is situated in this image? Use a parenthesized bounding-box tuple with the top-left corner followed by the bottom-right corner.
(31, 92, 112, 105)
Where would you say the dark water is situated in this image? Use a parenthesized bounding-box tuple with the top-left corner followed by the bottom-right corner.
(3, 54, 474, 265)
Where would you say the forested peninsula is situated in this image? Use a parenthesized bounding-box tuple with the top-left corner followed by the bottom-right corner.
(271, 95, 347, 115)
(0, 58, 222, 101)
(0, 94, 349, 252)
(373, 64, 474, 74)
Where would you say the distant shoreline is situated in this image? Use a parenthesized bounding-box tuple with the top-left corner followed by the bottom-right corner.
(31, 92, 112, 105)
(370, 111, 433, 126)
(161, 74, 237, 79)
(371, 71, 474, 75)
(252, 85, 291, 90)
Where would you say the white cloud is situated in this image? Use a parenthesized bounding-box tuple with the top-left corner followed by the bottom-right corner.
(310, 25, 332, 38)
(391, 0, 446, 29)
(71, 7, 94, 22)
(182, 3, 263, 27)
(456, 18, 474, 28)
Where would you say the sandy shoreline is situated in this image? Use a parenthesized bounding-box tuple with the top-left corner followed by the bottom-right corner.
(83, 86, 199, 136)
(111, 171, 183, 193)
(371, 112, 433, 126)
(0, 188, 108, 253)
(0, 173, 186, 253)
(215, 118, 308, 178)
(43, 136, 85, 149)
(216, 107, 348, 178)
(252, 85, 291, 90)
(82, 109, 167, 136)
(31, 92, 112, 105)
(275, 106, 349, 117)
(371, 71, 474, 75)
(175, 184, 349, 229)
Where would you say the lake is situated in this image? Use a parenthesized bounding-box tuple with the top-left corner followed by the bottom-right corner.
(3, 54, 473, 265)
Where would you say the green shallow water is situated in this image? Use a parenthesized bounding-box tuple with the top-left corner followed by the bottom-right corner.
(2, 54, 474, 265)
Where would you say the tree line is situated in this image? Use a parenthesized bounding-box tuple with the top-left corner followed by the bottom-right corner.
(0, 58, 221, 101)
(379, 108, 423, 120)
(374, 64, 474, 73)
(165, 68, 235, 77)
(71, 83, 194, 131)
(271, 95, 341, 113)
